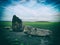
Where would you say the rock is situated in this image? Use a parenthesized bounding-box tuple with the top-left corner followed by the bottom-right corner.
(12, 15, 23, 32)
(4, 26, 12, 31)
(4, 26, 11, 29)
(24, 26, 52, 37)
(24, 26, 33, 34)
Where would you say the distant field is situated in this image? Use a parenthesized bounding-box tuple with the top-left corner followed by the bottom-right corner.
(0, 21, 60, 30)
(23, 21, 60, 30)
(0, 21, 12, 28)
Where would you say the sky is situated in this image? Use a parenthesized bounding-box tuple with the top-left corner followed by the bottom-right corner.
(0, 0, 60, 22)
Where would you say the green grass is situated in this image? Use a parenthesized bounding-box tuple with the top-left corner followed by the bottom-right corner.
(0, 21, 60, 30)
(23, 22, 60, 30)
(0, 21, 60, 45)
(0, 21, 12, 28)
(0, 21, 12, 26)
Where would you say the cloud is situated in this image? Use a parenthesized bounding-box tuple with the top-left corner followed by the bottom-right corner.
(2, 0, 59, 22)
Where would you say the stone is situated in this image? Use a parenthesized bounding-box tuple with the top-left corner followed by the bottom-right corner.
(12, 15, 23, 32)
(24, 26, 52, 37)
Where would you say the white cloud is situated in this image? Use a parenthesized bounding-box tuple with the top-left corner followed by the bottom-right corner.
(2, 0, 59, 22)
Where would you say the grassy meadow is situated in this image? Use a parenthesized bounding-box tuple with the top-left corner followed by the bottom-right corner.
(0, 21, 60, 45)
(0, 21, 60, 30)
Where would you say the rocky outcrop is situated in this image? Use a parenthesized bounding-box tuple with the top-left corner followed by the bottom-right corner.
(24, 26, 52, 37)
(12, 15, 23, 32)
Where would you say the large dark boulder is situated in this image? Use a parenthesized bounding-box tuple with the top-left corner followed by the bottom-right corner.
(12, 15, 23, 32)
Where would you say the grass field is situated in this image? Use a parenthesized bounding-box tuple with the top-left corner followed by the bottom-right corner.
(0, 21, 59, 30)
(1, 21, 59, 34)
(23, 22, 53, 30)
(0, 21, 60, 45)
